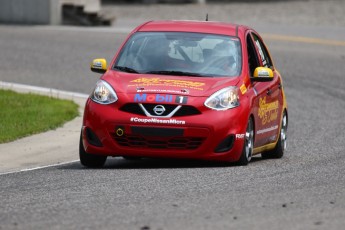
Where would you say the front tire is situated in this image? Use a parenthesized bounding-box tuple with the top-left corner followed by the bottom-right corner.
(79, 134, 107, 168)
(237, 118, 254, 166)
(262, 110, 288, 159)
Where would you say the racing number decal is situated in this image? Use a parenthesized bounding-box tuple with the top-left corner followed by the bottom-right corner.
(175, 96, 188, 104)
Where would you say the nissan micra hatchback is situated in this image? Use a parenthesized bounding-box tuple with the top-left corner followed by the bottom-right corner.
(80, 20, 288, 167)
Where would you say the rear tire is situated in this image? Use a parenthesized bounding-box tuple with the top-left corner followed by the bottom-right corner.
(262, 110, 288, 159)
(237, 118, 254, 166)
(79, 134, 107, 168)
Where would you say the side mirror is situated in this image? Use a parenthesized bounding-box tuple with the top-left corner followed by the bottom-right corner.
(251, 67, 274, 82)
(90, 58, 107, 74)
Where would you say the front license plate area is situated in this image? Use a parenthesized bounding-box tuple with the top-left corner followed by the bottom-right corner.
(131, 127, 184, 137)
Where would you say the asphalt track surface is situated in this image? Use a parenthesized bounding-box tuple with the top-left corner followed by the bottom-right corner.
(1, 6, 345, 230)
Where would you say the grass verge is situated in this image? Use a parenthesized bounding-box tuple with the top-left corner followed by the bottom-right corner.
(0, 89, 79, 143)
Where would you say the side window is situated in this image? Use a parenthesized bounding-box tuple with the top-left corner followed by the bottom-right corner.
(246, 34, 260, 76)
(252, 33, 273, 68)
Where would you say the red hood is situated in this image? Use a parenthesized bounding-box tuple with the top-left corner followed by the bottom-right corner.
(103, 70, 240, 97)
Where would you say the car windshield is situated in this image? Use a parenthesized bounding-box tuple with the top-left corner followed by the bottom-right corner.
(114, 32, 242, 77)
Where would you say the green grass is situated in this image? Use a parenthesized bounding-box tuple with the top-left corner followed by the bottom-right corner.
(0, 89, 79, 143)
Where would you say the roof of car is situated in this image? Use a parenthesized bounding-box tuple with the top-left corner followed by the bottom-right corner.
(136, 20, 251, 37)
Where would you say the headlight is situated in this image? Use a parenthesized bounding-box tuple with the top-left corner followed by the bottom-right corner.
(204, 86, 239, 110)
(91, 80, 118, 104)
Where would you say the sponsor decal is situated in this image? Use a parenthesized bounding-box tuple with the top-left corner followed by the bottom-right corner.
(258, 70, 269, 77)
(258, 97, 279, 125)
(137, 89, 190, 95)
(130, 117, 186, 125)
(268, 135, 277, 142)
(93, 62, 103, 68)
(134, 94, 188, 104)
(129, 78, 205, 90)
(240, 84, 247, 95)
(134, 94, 173, 103)
(175, 96, 188, 104)
(236, 134, 245, 139)
(257, 125, 278, 135)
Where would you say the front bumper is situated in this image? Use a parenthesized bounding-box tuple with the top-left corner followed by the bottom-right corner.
(82, 99, 248, 162)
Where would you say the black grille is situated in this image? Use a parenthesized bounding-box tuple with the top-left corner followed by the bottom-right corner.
(120, 103, 145, 116)
(120, 103, 201, 117)
(174, 105, 201, 117)
(142, 104, 177, 116)
(112, 134, 204, 150)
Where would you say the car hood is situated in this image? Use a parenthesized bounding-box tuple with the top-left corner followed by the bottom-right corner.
(103, 71, 240, 97)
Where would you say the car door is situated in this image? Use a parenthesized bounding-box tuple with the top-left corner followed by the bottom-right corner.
(247, 32, 283, 147)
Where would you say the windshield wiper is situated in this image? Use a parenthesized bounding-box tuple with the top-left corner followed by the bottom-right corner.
(113, 66, 139, 73)
(146, 70, 206, 77)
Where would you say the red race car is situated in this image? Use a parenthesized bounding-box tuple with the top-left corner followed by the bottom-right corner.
(80, 20, 288, 167)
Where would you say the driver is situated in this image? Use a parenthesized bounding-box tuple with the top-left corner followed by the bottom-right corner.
(143, 38, 171, 71)
(212, 41, 238, 76)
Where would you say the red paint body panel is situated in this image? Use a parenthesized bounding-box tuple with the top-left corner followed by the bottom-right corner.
(83, 99, 248, 162)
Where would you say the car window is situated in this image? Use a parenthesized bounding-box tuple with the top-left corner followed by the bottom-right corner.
(114, 32, 242, 77)
(251, 33, 273, 68)
(168, 40, 203, 63)
(246, 33, 260, 76)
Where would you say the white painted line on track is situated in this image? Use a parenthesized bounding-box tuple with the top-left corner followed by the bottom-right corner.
(0, 160, 80, 176)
